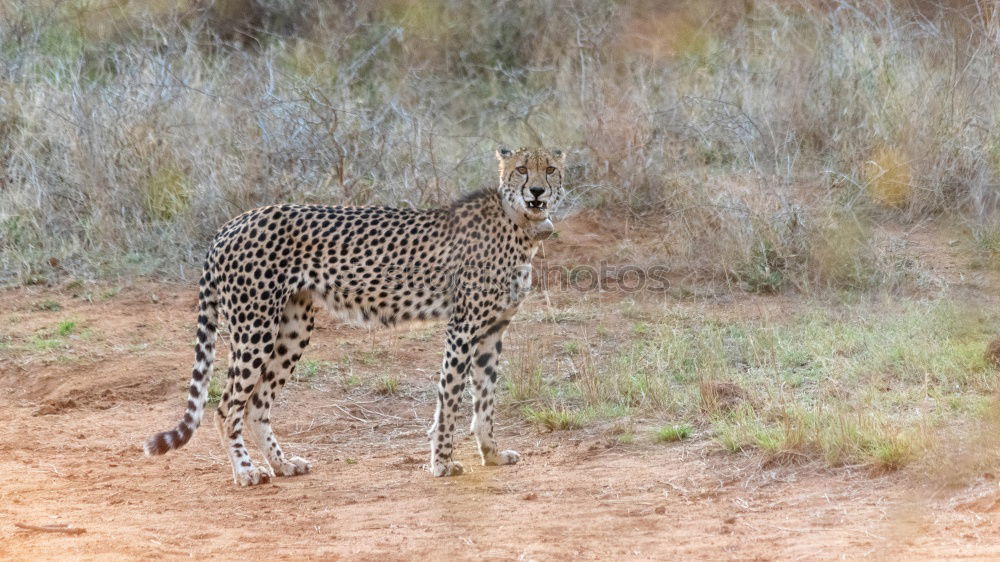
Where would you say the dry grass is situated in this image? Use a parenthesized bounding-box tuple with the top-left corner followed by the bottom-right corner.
(503, 297, 1000, 471)
(0, 1, 997, 287)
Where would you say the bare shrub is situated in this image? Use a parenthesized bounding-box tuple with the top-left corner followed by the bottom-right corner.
(1, 1, 997, 287)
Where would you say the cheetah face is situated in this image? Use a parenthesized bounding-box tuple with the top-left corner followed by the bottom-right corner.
(496, 146, 566, 223)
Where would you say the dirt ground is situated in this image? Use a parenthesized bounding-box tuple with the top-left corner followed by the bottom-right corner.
(4, 222, 1000, 560)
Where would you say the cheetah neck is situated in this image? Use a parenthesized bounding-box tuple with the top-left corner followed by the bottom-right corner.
(453, 188, 543, 256)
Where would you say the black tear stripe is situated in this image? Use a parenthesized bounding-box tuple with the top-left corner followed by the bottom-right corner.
(518, 158, 530, 189)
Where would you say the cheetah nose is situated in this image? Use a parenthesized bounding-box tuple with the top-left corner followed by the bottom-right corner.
(529, 186, 545, 197)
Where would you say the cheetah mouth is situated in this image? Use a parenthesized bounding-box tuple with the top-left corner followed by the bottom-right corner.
(526, 200, 547, 210)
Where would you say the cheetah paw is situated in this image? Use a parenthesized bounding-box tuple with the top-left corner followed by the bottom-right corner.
(234, 466, 272, 487)
(431, 460, 464, 477)
(272, 456, 311, 477)
(484, 449, 521, 466)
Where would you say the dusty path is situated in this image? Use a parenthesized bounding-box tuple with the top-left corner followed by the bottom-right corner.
(2, 283, 1000, 560)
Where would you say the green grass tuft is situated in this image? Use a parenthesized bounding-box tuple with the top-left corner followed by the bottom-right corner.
(655, 424, 693, 443)
(32, 300, 61, 312)
(206, 376, 223, 408)
(523, 407, 585, 431)
(616, 433, 635, 445)
(375, 375, 400, 395)
(295, 359, 333, 382)
(27, 336, 62, 350)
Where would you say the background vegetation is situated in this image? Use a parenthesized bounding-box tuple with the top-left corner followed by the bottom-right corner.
(1, 0, 998, 286)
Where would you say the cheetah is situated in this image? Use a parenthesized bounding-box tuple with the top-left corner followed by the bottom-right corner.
(144, 147, 566, 486)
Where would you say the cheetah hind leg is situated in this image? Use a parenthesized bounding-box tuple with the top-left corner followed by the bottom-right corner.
(216, 337, 277, 486)
(246, 292, 315, 478)
(211, 368, 272, 485)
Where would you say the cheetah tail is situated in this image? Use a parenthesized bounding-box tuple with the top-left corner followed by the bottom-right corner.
(143, 278, 219, 456)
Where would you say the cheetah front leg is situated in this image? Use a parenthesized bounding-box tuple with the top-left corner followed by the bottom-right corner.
(429, 320, 473, 477)
(470, 319, 519, 467)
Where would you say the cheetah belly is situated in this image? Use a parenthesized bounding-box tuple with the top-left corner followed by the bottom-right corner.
(314, 286, 455, 328)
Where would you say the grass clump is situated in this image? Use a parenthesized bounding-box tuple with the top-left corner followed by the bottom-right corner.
(865, 146, 912, 209)
(206, 376, 223, 408)
(711, 406, 924, 470)
(141, 164, 192, 221)
(55, 320, 77, 337)
(654, 424, 693, 443)
(506, 344, 546, 403)
(27, 336, 62, 351)
(295, 359, 334, 382)
(523, 407, 585, 431)
(616, 433, 635, 445)
(374, 375, 400, 395)
(32, 300, 61, 312)
(737, 239, 785, 294)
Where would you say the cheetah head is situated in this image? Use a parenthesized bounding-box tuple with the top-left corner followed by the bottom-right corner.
(496, 146, 566, 225)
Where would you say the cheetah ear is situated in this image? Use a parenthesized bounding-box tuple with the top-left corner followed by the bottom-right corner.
(551, 148, 565, 161)
(497, 146, 513, 160)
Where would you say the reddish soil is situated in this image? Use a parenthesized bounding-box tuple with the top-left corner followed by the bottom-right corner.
(3, 219, 1000, 560)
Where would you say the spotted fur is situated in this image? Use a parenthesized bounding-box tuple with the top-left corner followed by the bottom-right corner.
(144, 147, 566, 485)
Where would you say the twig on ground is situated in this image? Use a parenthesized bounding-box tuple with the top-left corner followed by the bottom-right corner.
(344, 399, 404, 421)
(331, 404, 371, 424)
(15, 523, 86, 535)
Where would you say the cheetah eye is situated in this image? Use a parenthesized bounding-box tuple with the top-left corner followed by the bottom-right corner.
(545, 166, 557, 175)
(515, 166, 528, 175)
